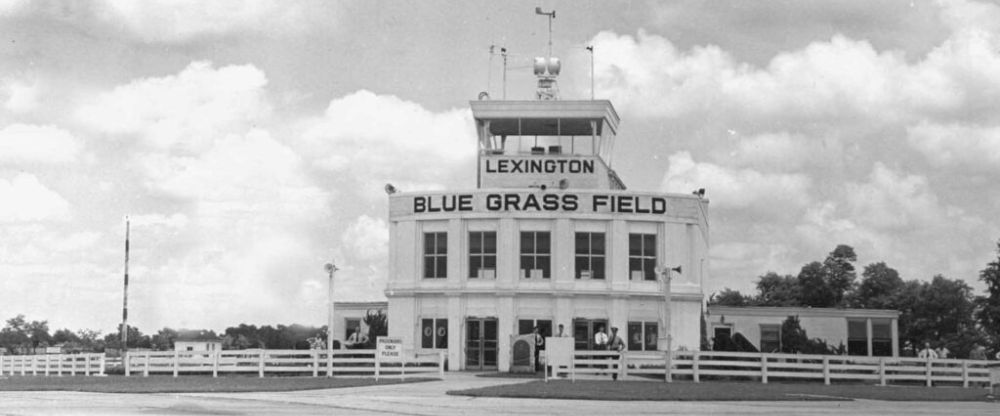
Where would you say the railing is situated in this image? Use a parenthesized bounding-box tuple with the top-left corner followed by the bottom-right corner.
(557, 350, 995, 387)
(121, 349, 445, 379)
(0, 353, 106, 376)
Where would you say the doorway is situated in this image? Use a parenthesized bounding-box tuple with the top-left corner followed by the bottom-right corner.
(572, 318, 609, 350)
(465, 317, 498, 370)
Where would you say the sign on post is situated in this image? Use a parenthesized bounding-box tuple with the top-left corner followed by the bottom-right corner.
(377, 337, 403, 362)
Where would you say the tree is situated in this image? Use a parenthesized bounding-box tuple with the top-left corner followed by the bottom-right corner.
(851, 262, 904, 309)
(798, 262, 835, 307)
(25, 320, 51, 349)
(709, 288, 750, 306)
(756, 272, 801, 306)
(976, 240, 1000, 357)
(779, 315, 837, 354)
(363, 309, 388, 348)
(151, 328, 178, 351)
(104, 325, 151, 350)
(823, 245, 857, 306)
(0, 315, 29, 354)
(895, 275, 981, 357)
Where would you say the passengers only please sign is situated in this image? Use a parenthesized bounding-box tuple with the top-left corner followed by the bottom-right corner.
(407, 192, 675, 215)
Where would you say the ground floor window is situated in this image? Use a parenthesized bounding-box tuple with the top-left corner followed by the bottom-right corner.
(421, 318, 448, 349)
(627, 321, 658, 351)
(572, 318, 609, 350)
(847, 319, 867, 356)
(760, 324, 781, 353)
(872, 319, 892, 357)
(344, 318, 361, 340)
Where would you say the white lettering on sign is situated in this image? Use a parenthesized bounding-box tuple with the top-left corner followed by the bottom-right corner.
(485, 159, 595, 174)
(376, 336, 403, 362)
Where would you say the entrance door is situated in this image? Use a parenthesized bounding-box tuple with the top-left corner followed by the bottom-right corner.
(572, 318, 609, 350)
(465, 317, 498, 370)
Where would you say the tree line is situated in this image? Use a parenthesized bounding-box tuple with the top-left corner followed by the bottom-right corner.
(0, 309, 388, 354)
(709, 242, 1000, 359)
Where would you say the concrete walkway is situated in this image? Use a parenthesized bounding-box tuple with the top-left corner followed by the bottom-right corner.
(0, 373, 996, 415)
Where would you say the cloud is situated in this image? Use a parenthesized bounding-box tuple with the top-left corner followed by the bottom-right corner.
(2, 80, 39, 113)
(0, 124, 82, 164)
(341, 215, 389, 263)
(661, 151, 812, 213)
(300, 90, 477, 199)
(0, 173, 70, 222)
(907, 122, 1000, 172)
(100, 0, 317, 43)
(78, 61, 270, 153)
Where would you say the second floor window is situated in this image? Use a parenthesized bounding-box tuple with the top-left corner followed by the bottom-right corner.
(629, 233, 657, 281)
(423, 232, 447, 278)
(575, 232, 605, 279)
(520, 231, 550, 278)
(468, 231, 497, 278)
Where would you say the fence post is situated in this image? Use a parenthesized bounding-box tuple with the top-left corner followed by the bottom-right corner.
(760, 353, 768, 384)
(173, 350, 179, 377)
(44, 355, 50, 376)
(823, 356, 830, 385)
(438, 351, 445, 379)
(878, 358, 886, 386)
(32, 356, 38, 376)
(312, 350, 318, 378)
(57, 355, 63, 376)
(213, 349, 220, 378)
(0, 354, 4, 376)
(258, 350, 265, 378)
(100, 355, 106, 376)
(570, 353, 575, 383)
(692, 351, 700, 383)
(374, 350, 380, 382)
(961, 360, 969, 388)
(71, 355, 77, 376)
(925, 358, 932, 387)
(124, 352, 131, 377)
(144, 352, 150, 377)
(664, 350, 673, 383)
(85, 355, 91, 376)
(619, 353, 626, 381)
(326, 350, 333, 378)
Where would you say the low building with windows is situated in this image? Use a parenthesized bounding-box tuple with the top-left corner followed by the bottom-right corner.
(383, 62, 709, 371)
(706, 306, 900, 357)
(333, 301, 385, 348)
(174, 330, 223, 352)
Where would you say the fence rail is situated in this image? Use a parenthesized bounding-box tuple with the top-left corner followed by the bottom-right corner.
(555, 350, 995, 387)
(122, 349, 444, 379)
(0, 353, 106, 376)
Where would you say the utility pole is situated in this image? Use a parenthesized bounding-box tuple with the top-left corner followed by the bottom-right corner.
(121, 216, 130, 354)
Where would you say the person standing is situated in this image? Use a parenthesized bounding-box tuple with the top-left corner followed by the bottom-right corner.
(608, 327, 625, 380)
(532, 326, 545, 372)
(594, 325, 608, 349)
(556, 324, 567, 337)
(917, 342, 939, 360)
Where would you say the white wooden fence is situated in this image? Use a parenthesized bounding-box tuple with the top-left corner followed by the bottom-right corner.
(121, 349, 444, 379)
(557, 350, 995, 387)
(0, 353, 106, 376)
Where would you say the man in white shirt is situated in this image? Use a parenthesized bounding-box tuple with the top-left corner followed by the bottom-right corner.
(346, 327, 369, 349)
(594, 326, 608, 349)
(917, 342, 939, 360)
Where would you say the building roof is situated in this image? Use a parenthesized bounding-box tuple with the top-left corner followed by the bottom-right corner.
(707, 305, 900, 319)
(174, 330, 222, 342)
(469, 100, 620, 136)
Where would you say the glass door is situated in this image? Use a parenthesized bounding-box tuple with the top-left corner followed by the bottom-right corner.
(465, 317, 498, 370)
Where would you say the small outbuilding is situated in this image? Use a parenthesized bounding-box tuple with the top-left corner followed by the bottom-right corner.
(706, 306, 900, 357)
(174, 330, 223, 352)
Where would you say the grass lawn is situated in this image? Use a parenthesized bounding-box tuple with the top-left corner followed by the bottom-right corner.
(449, 380, 996, 402)
(0, 375, 434, 394)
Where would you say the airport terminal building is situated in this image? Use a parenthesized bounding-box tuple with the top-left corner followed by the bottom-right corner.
(384, 66, 709, 371)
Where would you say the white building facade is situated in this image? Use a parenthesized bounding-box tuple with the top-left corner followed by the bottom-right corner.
(385, 98, 709, 371)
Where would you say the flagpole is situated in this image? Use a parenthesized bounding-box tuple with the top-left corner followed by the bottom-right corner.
(121, 216, 130, 354)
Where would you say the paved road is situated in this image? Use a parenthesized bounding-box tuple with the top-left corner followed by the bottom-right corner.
(0, 374, 995, 415)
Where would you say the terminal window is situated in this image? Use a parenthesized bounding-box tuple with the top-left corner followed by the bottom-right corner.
(871, 319, 892, 357)
(847, 319, 867, 356)
(344, 318, 361, 340)
(421, 318, 448, 349)
(627, 321, 659, 351)
(520, 231, 551, 278)
(575, 232, 605, 279)
(468, 231, 497, 278)
(423, 232, 448, 279)
(628, 233, 657, 281)
(759, 324, 781, 353)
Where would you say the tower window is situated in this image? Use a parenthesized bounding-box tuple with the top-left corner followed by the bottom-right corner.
(423, 232, 447, 279)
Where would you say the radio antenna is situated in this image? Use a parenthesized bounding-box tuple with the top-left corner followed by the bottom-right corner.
(535, 7, 555, 59)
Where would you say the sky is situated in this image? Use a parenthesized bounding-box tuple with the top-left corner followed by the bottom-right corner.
(2, 0, 1000, 334)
